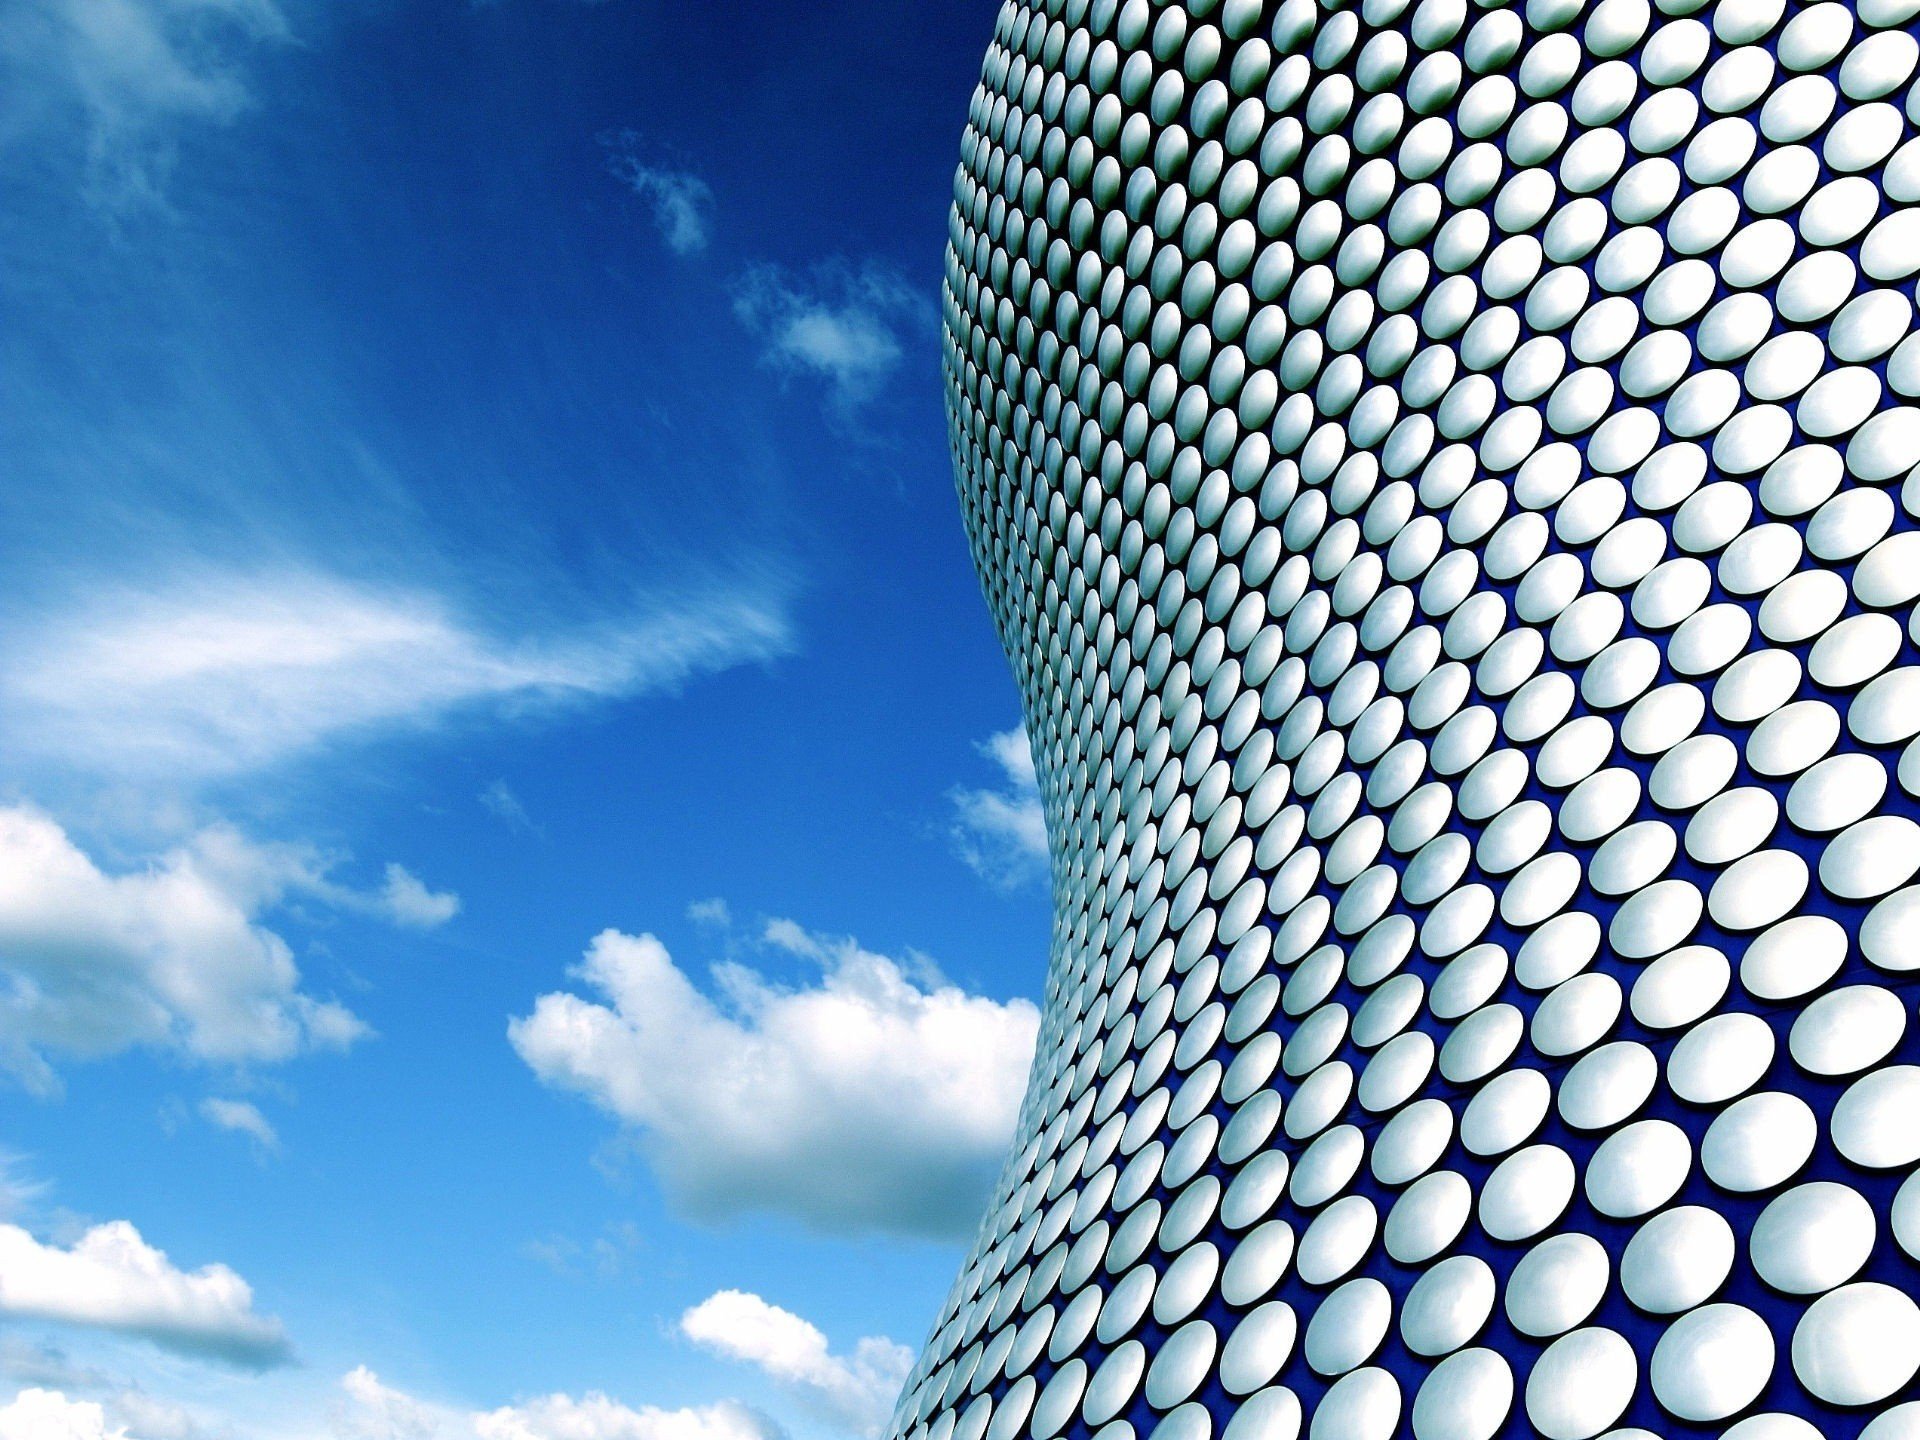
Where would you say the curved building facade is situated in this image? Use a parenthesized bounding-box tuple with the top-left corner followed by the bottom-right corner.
(896, 4, 1920, 1440)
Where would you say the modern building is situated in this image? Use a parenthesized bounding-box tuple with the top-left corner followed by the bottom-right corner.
(890, 2, 1920, 1440)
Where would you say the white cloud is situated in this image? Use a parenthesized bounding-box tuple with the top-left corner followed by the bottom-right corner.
(199, 1096, 277, 1151)
(685, 898, 730, 929)
(979, 729, 1037, 792)
(0, 1218, 288, 1367)
(603, 132, 711, 256)
(378, 865, 460, 929)
(0, 805, 460, 1091)
(0, 804, 372, 1092)
(509, 923, 1037, 1238)
(731, 263, 925, 411)
(680, 1291, 909, 1438)
(0, 1387, 125, 1440)
(475, 1394, 775, 1440)
(0, 0, 292, 208)
(948, 728, 1047, 889)
(0, 569, 791, 783)
(0, 1358, 784, 1440)
(336, 1368, 778, 1440)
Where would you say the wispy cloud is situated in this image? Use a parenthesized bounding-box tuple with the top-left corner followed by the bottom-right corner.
(520, 1220, 639, 1282)
(602, 130, 712, 256)
(479, 781, 538, 838)
(731, 262, 926, 413)
(0, 1216, 289, 1368)
(0, 568, 793, 784)
(189, 819, 460, 929)
(0, 0, 293, 209)
(199, 1096, 279, 1152)
(681, 1290, 909, 1438)
(107, 1388, 199, 1440)
(510, 920, 1037, 1238)
(0, 1338, 108, 1393)
(948, 727, 1046, 889)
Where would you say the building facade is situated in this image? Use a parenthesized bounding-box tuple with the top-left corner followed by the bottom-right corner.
(890, 2, 1920, 1440)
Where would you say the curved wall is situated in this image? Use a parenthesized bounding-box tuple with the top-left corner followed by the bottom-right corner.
(897, 4, 1920, 1440)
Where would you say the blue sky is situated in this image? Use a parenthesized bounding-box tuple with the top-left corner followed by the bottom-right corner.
(0, 2, 1044, 1436)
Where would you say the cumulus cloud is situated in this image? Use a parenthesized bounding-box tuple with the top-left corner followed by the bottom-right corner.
(509, 923, 1037, 1238)
(0, 805, 377, 1092)
(337, 1368, 778, 1440)
(0, 1218, 288, 1367)
(603, 131, 712, 256)
(949, 728, 1047, 889)
(681, 1290, 909, 1438)
(198, 1096, 277, 1151)
(0, 805, 461, 1091)
(0, 568, 792, 782)
(0, 0, 293, 208)
(731, 263, 925, 411)
(0, 1387, 125, 1440)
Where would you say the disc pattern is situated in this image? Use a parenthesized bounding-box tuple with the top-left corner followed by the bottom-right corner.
(896, 2, 1920, 1440)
